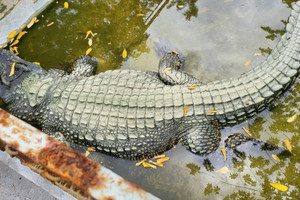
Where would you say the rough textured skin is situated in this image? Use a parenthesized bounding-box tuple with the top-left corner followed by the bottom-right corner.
(1, 2, 300, 159)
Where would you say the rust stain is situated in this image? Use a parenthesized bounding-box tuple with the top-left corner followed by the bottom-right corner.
(119, 179, 146, 195)
(38, 138, 104, 196)
(103, 197, 116, 200)
(0, 109, 10, 127)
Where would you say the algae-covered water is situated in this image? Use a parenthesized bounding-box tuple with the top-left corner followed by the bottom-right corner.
(10, 0, 300, 199)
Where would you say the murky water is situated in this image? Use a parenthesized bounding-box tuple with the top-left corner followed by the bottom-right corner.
(9, 0, 300, 199)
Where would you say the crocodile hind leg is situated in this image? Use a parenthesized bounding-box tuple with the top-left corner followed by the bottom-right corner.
(70, 55, 98, 77)
(158, 52, 202, 85)
(179, 122, 222, 155)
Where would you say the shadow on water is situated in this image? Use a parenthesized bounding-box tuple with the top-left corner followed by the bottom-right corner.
(4, 0, 300, 199)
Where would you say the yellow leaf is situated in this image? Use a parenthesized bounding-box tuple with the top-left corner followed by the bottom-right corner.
(34, 0, 38, 3)
(122, 48, 127, 58)
(64, 2, 69, 9)
(16, 31, 28, 40)
(9, 62, 16, 77)
(149, 160, 163, 167)
(47, 22, 54, 27)
(27, 17, 37, 28)
(171, 50, 178, 55)
(87, 147, 96, 152)
(272, 154, 280, 162)
(136, 13, 144, 17)
(242, 127, 252, 136)
(206, 110, 217, 114)
(35, 19, 39, 23)
(188, 85, 197, 90)
(244, 60, 251, 67)
(0, 44, 8, 48)
(177, 5, 184, 8)
(157, 157, 170, 164)
(136, 159, 146, 166)
(270, 183, 288, 192)
(86, 48, 92, 55)
(163, 67, 172, 72)
(85, 30, 95, 39)
(10, 46, 19, 55)
(183, 106, 188, 116)
(10, 39, 19, 47)
(153, 154, 166, 159)
(142, 162, 157, 169)
(220, 148, 227, 161)
(284, 139, 292, 152)
(287, 114, 297, 123)
(88, 38, 93, 46)
(216, 167, 230, 174)
(7, 30, 17, 39)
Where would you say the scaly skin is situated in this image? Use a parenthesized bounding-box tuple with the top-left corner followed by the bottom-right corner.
(1, 2, 300, 159)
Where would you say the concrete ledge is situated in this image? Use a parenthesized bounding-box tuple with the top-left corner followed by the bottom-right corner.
(0, 0, 54, 45)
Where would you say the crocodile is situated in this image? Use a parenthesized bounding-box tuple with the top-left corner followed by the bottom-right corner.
(1, 2, 300, 160)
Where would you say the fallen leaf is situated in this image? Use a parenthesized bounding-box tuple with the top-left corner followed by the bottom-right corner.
(47, 22, 54, 27)
(220, 148, 227, 161)
(136, 159, 146, 166)
(157, 157, 170, 164)
(88, 38, 93, 46)
(35, 19, 39, 23)
(142, 162, 157, 169)
(149, 160, 163, 167)
(0, 44, 8, 48)
(272, 154, 280, 162)
(171, 49, 178, 55)
(7, 30, 17, 39)
(10, 46, 19, 55)
(242, 127, 252, 136)
(122, 48, 127, 58)
(27, 17, 37, 28)
(153, 154, 166, 159)
(10, 39, 19, 47)
(16, 31, 28, 40)
(270, 183, 288, 192)
(64, 2, 69, 8)
(34, 0, 38, 3)
(87, 147, 96, 152)
(85, 30, 95, 39)
(9, 62, 16, 77)
(216, 166, 230, 174)
(206, 110, 217, 114)
(33, 62, 40, 66)
(244, 60, 251, 67)
(85, 150, 90, 157)
(136, 13, 144, 17)
(86, 48, 92, 55)
(284, 139, 292, 152)
(188, 85, 197, 90)
(287, 114, 297, 123)
(177, 5, 184, 8)
(163, 67, 172, 72)
(183, 106, 188, 116)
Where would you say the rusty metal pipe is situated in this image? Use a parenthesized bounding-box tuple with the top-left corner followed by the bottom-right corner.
(0, 108, 159, 200)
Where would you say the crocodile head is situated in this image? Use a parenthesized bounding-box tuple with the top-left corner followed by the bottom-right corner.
(0, 49, 42, 101)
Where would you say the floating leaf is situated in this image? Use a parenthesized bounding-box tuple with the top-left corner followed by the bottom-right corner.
(149, 160, 163, 167)
(142, 162, 157, 169)
(270, 183, 288, 192)
(136, 159, 146, 166)
(10, 46, 19, 55)
(177, 5, 184, 8)
(136, 13, 144, 17)
(16, 31, 28, 40)
(122, 48, 127, 58)
(8, 62, 16, 77)
(10, 39, 19, 47)
(153, 154, 166, 159)
(88, 38, 93, 46)
(47, 22, 54, 27)
(163, 67, 172, 72)
(188, 85, 197, 90)
(64, 2, 69, 8)
(220, 148, 227, 161)
(242, 127, 252, 136)
(206, 110, 217, 114)
(244, 60, 251, 67)
(183, 106, 188, 116)
(284, 139, 292, 152)
(85, 30, 95, 39)
(287, 114, 297, 123)
(27, 17, 37, 28)
(7, 30, 17, 39)
(87, 147, 96, 152)
(33, 62, 40, 66)
(216, 167, 230, 174)
(86, 48, 92, 55)
(35, 19, 39, 23)
(272, 154, 280, 162)
(157, 157, 170, 164)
